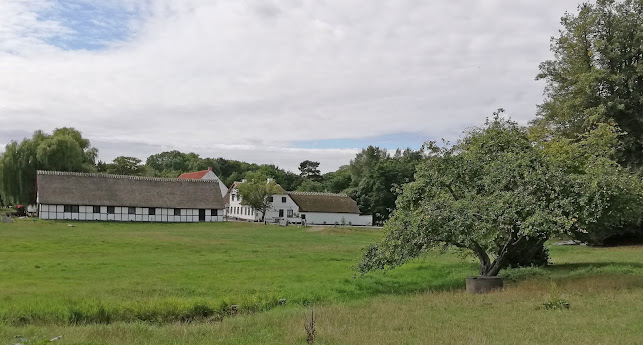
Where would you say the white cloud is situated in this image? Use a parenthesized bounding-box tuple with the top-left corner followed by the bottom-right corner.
(0, 0, 580, 172)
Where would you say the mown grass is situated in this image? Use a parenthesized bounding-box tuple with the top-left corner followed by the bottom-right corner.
(2, 220, 643, 344)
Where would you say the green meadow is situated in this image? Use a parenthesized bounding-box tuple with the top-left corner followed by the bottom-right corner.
(1, 220, 643, 344)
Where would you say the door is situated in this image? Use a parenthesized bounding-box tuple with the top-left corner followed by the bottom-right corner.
(199, 209, 206, 222)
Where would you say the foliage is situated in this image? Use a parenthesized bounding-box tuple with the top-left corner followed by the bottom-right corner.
(237, 172, 284, 221)
(298, 160, 322, 181)
(351, 147, 423, 224)
(145, 150, 217, 177)
(105, 156, 148, 176)
(0, 128, 97, 204)
(535, 0, 643, 168)
(297, 179, 325, 192)
(359, 115, 643, 276)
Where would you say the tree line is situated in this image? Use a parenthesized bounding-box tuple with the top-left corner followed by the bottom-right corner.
(0, 129, 422, 224)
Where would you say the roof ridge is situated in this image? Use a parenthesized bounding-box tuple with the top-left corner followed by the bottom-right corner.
(287, 191, 349, 197)
(37, 170, 219, 183)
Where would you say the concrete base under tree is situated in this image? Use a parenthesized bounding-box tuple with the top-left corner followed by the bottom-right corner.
(466, 276, 503, 294)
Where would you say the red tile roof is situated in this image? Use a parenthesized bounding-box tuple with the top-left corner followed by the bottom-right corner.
(178, 170, 209, 180)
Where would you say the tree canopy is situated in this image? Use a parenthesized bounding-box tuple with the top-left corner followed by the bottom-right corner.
(0, 128, 97, 204)
(236, 171, 283, 221)
(298, 160, 322, 181)
(359, 116, 643, 276)
(536, 0, 643, 168)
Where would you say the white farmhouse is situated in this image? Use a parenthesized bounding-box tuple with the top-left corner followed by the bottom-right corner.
(178, 167, 229, 197)
(225, 180, 372, 226)
(36, 171, 225, 222)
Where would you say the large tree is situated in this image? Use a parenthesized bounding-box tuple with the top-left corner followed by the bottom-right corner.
(359, 116, 643, 276)
(236, 172, 283, 222)
(298, 160, 322, 181)
(536, 0, 643, 168)
(0, 128, 96, 204)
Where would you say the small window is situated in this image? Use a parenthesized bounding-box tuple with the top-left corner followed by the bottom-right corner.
(287, 209, 293, 217)
(107, 206, 115, 214)
(149, 208, 156, 216)
(268, 196, 273, 202)
(64, 205, 79, 213)
(128, 207, 136, 215)
(93, 206, 100, 214)
(301, 214, 306, 220)
(282, 197, 287, 203)
(232, 195, 235, 201)
(174, 208, 181, 216)
(211, 209, 218, 216)
(279, 209, 284, 217)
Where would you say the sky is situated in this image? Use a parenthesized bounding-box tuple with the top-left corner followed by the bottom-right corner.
(0, 0, 582, 173)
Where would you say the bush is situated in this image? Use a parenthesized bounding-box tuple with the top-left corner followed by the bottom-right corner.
(502, 238, 550, 269)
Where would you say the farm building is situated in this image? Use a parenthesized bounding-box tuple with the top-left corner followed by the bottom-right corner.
(36, 171, 225, 222)
(178, 167, 229, 197)
(226, 180, 372, 226)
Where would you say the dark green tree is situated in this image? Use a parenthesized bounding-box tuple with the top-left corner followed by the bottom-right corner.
(536, 0, 643, 168)
(298, 160, 322, 181)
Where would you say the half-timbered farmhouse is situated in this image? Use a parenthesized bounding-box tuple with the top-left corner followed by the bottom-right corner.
(36, 171, 225, 222)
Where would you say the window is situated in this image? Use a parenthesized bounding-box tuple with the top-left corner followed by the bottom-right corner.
(64, 205, 79, 213)
(287, 209, 293, 217)
(107, 206, 115, 214)
(268, 196, 273, 202)
(232, 194, 236, 201)
(279, 209, 284, 217)
(174, 208, 181, 216)
(301, 214, 306, 220)
(211, 209, 218, 216)
(282, 197, 287, 203)
(128, 207, 136, 215)
(93, 206, 100, 214)
(149, 208, 156, 216)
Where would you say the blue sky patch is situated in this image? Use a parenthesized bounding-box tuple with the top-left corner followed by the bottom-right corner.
(40, 1, 139, 50)
(293, 132, 430, 151)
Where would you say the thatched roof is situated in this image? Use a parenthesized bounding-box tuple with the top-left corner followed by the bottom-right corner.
(37, 171, 225, 209)
(288, 192, 361, 214)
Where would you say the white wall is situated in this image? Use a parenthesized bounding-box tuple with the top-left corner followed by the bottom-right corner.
(226, 190, 300, 222)
(264, 194, 300, 222)
(38, 204, 224, 223)
(300, 212, 373, 226)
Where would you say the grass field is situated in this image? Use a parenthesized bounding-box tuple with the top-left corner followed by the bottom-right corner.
(1, 219, 643, 344)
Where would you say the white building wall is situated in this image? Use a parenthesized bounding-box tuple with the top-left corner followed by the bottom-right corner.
(226, 190, 301, 222)
(301, 212, 373, 226)
(38, 204, 223, 223)
(264, 194, 300, 222)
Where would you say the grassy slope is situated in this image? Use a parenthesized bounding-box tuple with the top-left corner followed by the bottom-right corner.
(1, 220, 643, 344)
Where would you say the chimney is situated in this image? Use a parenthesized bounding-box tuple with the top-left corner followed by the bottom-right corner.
(208, 166, 213, 171)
